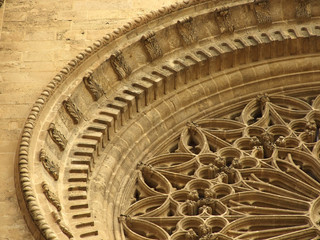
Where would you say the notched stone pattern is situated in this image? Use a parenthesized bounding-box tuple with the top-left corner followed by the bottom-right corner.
(52, 211, 73, 239)
(254, 0, 271, 24)
(48, 123, 67, 151)
(63, 98, 82, 124)
(296, 0, 311, 19)
(214, 8, 234, 33)
(110, 50, 131, 80)
(83, 73, 104, 101)
(39, 149, 59, 181)
(42, 182, 62, 211)
(141, 31, 163, 61)
(177, 17, 197, 45)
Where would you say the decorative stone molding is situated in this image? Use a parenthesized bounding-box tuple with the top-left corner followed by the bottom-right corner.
(141, 31, 163, 61)
(177, 17, 197, 45)
(254, 0, 271, 24)
(0, 0, 3, 8)
(15, 0, 320, 239)
(48, 123, 67, 151)
(42, 182, 61, 211)
(63, 98, 82, 124)
(39, 149, 59, 181)
(110, 50, 131, 80)
(83, 72, 104, 101)
(213, 8, 234, 33)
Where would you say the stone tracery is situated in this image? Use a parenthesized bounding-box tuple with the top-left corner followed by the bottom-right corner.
(122, 94, 320, 240)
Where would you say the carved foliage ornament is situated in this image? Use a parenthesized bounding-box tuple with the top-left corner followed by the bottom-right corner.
(42, 182, 61, 211)
(141, 31, 163, 61)
(214, 8, 234, 33)
(63, 98, 82, 124)
(48, 123, 67, 151)
(83, 72, 104, 101)
(296, 0, 311, 19)
(254, 0, 272, 25)
(39, 149, 59, 181)
(177, 17, 197, 45)
(122, 94, 320, 239)
(52, 211, 73, 239)
(110, 50, 131, 80)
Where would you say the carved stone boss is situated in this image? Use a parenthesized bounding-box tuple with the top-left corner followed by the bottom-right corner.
(63, 98, 82, 124)
(48, 123, 67, 151)
(141, 31, 163, 61)
(254, 0, 272, 25)
(177, 17, 197, 45)
(39, 149, 59, 180)
(110, 50, 131, 80)
(83, 73, 104, 101)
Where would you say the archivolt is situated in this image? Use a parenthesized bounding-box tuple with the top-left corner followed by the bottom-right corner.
(15, 0, 320, 239)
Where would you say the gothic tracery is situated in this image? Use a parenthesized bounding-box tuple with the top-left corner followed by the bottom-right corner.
(123, 94, 320, 240)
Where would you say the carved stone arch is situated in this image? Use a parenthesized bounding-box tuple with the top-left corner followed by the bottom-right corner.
(15, 0, 320, 239)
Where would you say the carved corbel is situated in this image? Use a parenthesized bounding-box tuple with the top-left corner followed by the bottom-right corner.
(42, 182, 61, 211)
(39, 149, 59, 180)
(141, 31, 163, 61)
(83, 72, 104, 101)
(52, 211, 73, 239)
(177, 17, 197, 45)
(254, 0, 272, 25)
(296, 0, 311, 20)
(110, 50, 131, 80)
(63, 98, 82, 124)
(48, 123, 67, 151)
(214, 8, 234, 33)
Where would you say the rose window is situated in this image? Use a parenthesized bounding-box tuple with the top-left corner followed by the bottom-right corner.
(121, 94, 320, 240)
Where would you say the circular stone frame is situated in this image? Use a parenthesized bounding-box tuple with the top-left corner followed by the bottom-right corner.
(15, 0, 320, 239)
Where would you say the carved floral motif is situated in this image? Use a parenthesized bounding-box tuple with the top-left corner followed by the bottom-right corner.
(254, 0, 271, 24)
(83, 73, 104, 101)
(63, 98, 82, 124)
(141, 31, 163, 61)
(42, 182, 61, 211)
(214, 8, 234, 33)
(296, 0, 311, 19)
(110, 50, 131, 80)
(52, 211, 73, 239)
(39, 149, 59, 181)
(177, 17, 197, 45)
(122, 94, 320, 239)
(48, 123, 67, 151)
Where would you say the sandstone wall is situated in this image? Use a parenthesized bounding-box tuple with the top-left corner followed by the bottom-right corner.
(0, 0, 175, 239)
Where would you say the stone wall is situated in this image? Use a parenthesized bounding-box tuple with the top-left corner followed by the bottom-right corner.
(0, 0, 175, 239)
